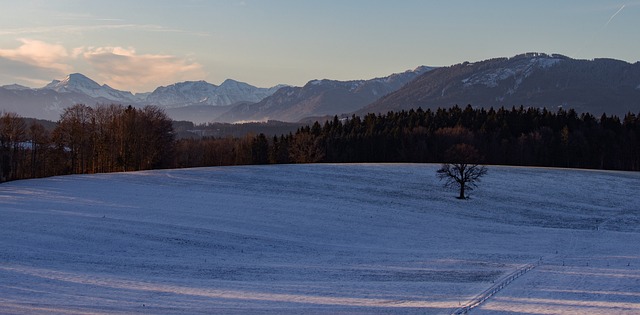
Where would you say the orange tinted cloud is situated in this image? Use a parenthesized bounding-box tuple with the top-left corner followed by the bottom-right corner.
(80, 46, 205, 92)
(0, 39, 72, 74)
(0, 39, 205, 91)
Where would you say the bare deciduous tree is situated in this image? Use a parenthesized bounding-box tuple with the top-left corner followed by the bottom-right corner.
(0, 112, 27, 180)
(58, 104, 94, 174)
(437, 143, 487, 199)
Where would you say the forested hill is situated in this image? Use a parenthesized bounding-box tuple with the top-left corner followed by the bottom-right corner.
(361, 54, 640, 118)
(177, 106, 640, 171)
(2, 105, 639, 183)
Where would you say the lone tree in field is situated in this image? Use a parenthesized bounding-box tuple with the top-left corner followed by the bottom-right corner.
(437, 143, 487, 199)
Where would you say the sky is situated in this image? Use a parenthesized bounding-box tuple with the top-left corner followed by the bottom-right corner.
(0, 0, 638, 93)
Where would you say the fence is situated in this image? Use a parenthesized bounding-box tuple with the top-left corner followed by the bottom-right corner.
(451, 263, 536, 315)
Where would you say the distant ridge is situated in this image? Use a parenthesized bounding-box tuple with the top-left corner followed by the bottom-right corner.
(145, 79, 284, 108)
(2, 53, 639, 123)
(218, 66, 434, 123)
(0, 74, 284, 122)
(361, 53, 640, 117)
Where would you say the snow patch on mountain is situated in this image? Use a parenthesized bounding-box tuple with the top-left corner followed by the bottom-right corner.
(536, 57, 562, 69)
(306, 66, 434, 91)
(35, 74, 283, 109)
(349, 81, 365, 92)
(145, 81, 217, 107)
(42, 73, 139, 103)
(145, 79, 284, 108)
(462, 57, 562, 89)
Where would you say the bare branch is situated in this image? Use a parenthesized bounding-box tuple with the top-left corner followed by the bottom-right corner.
(436, 144, 487, 199)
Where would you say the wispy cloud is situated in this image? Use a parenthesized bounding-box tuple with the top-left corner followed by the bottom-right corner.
(79, 46, 205, 91)
(0, 39, 205, 91)
(0, 39, 72, 74)
(0, 23, 210, 37)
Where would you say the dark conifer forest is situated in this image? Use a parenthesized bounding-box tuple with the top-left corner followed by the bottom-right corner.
(1, 104, 639, 182)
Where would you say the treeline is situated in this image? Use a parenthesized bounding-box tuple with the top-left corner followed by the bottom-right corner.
(175, 105, 640, 171)
(0, 104, 174, 182)
(2, 104, 639, 182)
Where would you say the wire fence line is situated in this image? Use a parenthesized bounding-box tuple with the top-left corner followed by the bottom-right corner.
(451, 263, 536, 315)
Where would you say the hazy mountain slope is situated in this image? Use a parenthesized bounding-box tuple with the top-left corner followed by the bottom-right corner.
(145, 79, 283, 108)
(0, 86, 108, 121)
(218, 66, 434, 123)
(0, 74, 283, 122)
(362, 53, 640, 117)
(164, 103, 236, 124)
(0, 84, 30, 90)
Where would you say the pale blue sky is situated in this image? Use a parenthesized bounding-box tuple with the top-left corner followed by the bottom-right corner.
(0, 0, 638, 92)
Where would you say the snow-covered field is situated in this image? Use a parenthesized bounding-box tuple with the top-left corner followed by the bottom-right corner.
(0, 164, 639, 314)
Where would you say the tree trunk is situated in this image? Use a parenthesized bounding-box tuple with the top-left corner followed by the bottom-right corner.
(458, 182, 466, 199)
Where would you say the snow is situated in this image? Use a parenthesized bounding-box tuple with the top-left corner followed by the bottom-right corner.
(146, 80, 279, 107)
(349, 81, 364, 92)
(35, 74, 280, 108)
(462, 57, 562, 89)
(1, 164, 639, 314)
(535, 57, 561, 69)
(42, 73, 139, 103)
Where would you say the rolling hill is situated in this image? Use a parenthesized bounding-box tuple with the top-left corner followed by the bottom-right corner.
(1, 164, 638, 314)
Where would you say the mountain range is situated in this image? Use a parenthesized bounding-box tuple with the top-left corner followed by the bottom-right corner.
(217, 66, 433, 123)
(362, 53, 640, 117)
(0, 66, 431, 123)
(0, 74, 286, 122)
(1, 53, 639, 123)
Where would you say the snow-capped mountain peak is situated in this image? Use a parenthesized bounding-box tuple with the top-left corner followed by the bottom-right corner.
(32, 74, 286, 109)
(44, 73, 100, 91)
(42, 73, 138, 103)
(146, 79, 283, 108)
